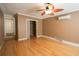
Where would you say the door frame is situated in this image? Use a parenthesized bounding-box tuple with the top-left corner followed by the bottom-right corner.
(26, 19, 38, 39)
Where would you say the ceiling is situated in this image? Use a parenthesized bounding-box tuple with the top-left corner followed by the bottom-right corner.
(0, 3, 79, 19)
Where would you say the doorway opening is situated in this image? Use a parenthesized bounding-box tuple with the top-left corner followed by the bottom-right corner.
(30, 21, 36, 38)
(4, 18, 15, 40)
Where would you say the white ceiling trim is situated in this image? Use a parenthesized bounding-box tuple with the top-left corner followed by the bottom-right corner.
(18, 13, 42, 19)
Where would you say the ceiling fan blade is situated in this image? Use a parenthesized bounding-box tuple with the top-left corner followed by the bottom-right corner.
(53, 9, 64, 12)
(41, 11, 45, 16)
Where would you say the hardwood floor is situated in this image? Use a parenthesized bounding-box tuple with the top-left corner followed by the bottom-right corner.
(0, 37, 79, 56)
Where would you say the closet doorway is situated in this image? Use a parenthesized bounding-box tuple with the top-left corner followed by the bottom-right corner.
(30, 21, 36, 38)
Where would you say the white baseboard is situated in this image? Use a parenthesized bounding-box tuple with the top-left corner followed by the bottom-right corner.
(37, 35, 79, 47)
(37, 35, 60, 42)
(42, 35, 60, 42)
(18, 38, 27, 41)
(62, 40, 79, 47)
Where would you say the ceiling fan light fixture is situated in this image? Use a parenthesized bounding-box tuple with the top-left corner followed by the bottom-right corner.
(45, 10, 52, 14)
(46, 3, 53, 10)
(39, 3, 64, 16)
(48, 4, 54, 10)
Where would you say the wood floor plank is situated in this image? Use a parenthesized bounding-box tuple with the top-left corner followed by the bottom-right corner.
(0, 37, 79, 56)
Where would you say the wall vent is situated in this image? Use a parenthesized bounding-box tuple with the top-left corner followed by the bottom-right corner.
(58, 15, 71, 20)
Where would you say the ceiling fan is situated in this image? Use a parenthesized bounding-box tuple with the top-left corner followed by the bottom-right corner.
(37, 3, 64, 16)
